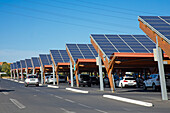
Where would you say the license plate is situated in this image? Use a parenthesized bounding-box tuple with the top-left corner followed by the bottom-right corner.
(30, 79, 35, 81)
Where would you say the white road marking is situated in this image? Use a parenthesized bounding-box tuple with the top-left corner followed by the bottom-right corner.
(66, 88, 88, 94)
(64, 99, 75, 103)
(10, 98, 26, 109)
(60, 108, 76, 113)
(55, 95, 63, 99)
(94, 109, 108, 113)
(19, 81, 24, 84)
(47, 85, 59, 88)
(123, 108, 131, 111)
(103, 95, 153, 107)
(78, 103, 92, 108)
(35, 89, 40, 92)
(2, 92, 9, 95)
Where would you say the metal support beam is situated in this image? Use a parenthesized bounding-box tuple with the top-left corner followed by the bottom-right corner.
(21, 68, 23, 81)
(14, 70, 16, 79)
(41, 67, 43, 84)
(52, 64, 56, 85)
(98, 55, 104, 91)
(156, 36, 168, 100)
(70, 59, 73, 87)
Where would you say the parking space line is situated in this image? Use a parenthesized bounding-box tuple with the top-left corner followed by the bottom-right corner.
(64, 99, 75, 103)
(2, 92, 9, 95)
(103, 95, 153, 107)
(78, 103, 92, 108)
(66, 88, 89, 94)
(60, 108, 76, 113)
(10, 98, 26, 109)
(55, 95, 63, 99)
(94, 109, 108, 113)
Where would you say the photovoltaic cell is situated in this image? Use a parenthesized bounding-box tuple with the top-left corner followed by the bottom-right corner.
(138, 16, 170, 43)
(16, 61, 21, 69)
(39, 54, 52, 66)
(13, 62, 17, 69)
(50, 50, 70, 65)
(31, 57, 41, 68)
(25, 59, 33, 68)
(20, 60, 26, 68)
(10, 64, 13, 69)
(66, 44, 98, 63)
(91, 34, 156, 58)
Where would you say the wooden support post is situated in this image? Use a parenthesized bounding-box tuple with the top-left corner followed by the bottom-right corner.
(56, 71, 59, 85)
(75, 69, 79, 87)
(107, 63, 115, 92)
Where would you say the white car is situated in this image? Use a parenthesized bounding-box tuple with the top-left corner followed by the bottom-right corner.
(116, 76, 136, 88)
(47, 75, 56, 84)
(143, 74, 170, 91)
(25, 75, 39, 87)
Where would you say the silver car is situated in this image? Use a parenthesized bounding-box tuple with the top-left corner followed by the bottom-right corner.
(25, 75, 39, 87)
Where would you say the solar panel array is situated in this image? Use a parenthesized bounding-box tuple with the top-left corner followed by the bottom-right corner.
(16, 61, 21, 69)
(138, 16, 170, 43)
(91, 34, 155, 58)
(31, 57, 41, 68)
(39, 54, 52, 66)
(10, 64, 13, 69)
(66, 44, 98, 62)
(20, 60, 26, 68)
(13, 62, 17, 69)
(25, 59, 33, 68)
(50, 50, 70, 65)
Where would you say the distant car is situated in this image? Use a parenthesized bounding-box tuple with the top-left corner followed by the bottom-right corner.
(116, 76, 136, 88)
(25, 75, 39, 87)
(47, 75, 56, 84)
(90, 76, 99, 85)
(136, 77, 144, 88)
(143, 74, 170, 91)
(45, 75, 50, 83)
(103, 77, 110, 88)
(74, 74, 91, 87)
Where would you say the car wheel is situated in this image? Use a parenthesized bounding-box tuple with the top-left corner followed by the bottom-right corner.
(83, 85, 85, 87)
(143, 84, 147, 90)
(152, 83, 156, 91)
(36, 84, 39, 87)
(88, 84, 91, 87)
(121, 83, 123, 88)
(25, 84, 28, 87)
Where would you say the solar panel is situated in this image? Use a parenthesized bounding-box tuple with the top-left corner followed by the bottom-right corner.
(13, 62, 17, 69)
(66, 44, 98, 63)
(10, 64, 13, 69)
(25, 59, 33, 68)
(39, 54, 52, 66)
(16, 61, 21, 69)
(138, 16, 170, 44)
(20, 60, 26, 68)
(31, 57, 41, 68)
(50, 50, 70, 65)
(91, 34, 156, 58)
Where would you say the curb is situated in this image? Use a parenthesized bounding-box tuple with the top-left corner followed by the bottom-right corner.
(47, 85, 59, 88)
(66, 88, 89, 94)
(103, 95, 153, 107)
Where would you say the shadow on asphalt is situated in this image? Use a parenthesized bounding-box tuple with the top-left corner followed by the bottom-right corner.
(0, 89, 15, 92)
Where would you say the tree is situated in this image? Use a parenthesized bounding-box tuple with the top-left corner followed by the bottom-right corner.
(1, 62, 11, 75)
(0, 65, 2, 72)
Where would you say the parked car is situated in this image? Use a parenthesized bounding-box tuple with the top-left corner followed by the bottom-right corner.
(25, 75, 39, 87)
(59, 74, 67, 83)
(116, 76, 136, 88)
(143, 74, 170, 91)
(90, 76, 99, 85)
(103, 77, 110, 88)
(74, 74, 91, 87)
(136, 77, 144, 88)
(47, 75, 56, 84)
(45, 75, 50, 83)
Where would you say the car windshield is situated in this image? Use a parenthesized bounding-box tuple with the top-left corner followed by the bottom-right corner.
(81, 75, 90, 81)
(28, 76, 37, 78)
(125, 78, 135, 80)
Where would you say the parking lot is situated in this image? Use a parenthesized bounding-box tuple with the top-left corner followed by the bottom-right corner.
(1, 78, 170, 113)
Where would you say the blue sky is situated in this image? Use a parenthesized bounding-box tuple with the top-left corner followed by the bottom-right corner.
(0, 0, 169, 63)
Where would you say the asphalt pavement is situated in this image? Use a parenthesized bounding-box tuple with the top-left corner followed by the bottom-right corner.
(0, 79, 170, 113)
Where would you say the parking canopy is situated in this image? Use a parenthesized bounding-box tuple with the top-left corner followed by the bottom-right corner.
(39, 54, 52, 83)
(138, 16, 170, 58)
(31, 57, 41, 74)
(90, 34, 169, 92)
(66, 44, 98, 87)
(50, 50, 70, 85)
